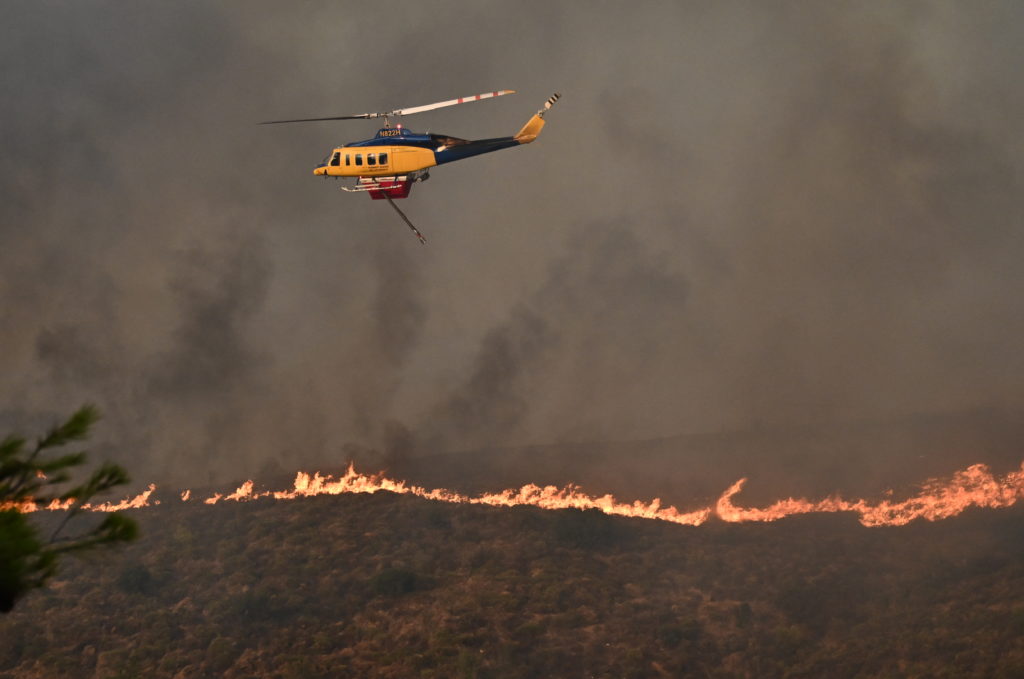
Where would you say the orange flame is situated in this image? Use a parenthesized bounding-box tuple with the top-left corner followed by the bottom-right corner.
(9, 462, 1024, 528)
(4, 484, 158, 513)
(716, 463, 1024, 526)
(254, 466, 713, 526)
(84, 484, 158, 512)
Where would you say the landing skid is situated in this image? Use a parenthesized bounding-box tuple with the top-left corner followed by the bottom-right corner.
(340, 171, 430, 194)
(340, 177, 404, 193)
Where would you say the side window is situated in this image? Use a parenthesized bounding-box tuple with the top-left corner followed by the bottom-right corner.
(345, 154, 351, 166)
(355, 154, 363, 166)
(329, 151, 341, 167)
(367, 153, 376, 166)
(378, 152, 388, 164)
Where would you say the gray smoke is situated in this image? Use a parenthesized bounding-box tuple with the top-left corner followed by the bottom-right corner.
(2, 1, 1022, 492)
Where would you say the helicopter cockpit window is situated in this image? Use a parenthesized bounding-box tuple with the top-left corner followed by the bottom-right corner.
(355, 154, 363, 166)
(378, 152, 388, 164)
(367, 153, 376, 166)
(329, 151, 341, 167)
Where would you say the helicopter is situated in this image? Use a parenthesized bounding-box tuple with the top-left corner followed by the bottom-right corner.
(261, 90, 560, 243)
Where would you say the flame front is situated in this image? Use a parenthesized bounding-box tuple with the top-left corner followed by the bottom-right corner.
(200, 465, 712, 526)
(4, 484, 157, 514)
(715, 463, 1024, 526)
(10, 462, 1024, 528)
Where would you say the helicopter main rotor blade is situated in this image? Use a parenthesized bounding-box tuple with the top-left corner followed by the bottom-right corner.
(258, 114, 376, 125)
(393, 89, 516, 116)
(260, 90, 517, 125)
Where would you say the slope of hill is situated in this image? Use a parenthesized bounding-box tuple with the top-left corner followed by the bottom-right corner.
(3, 492, 1024, 678)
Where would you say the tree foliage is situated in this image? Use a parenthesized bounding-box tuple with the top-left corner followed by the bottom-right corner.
(0, 405, 137, 612)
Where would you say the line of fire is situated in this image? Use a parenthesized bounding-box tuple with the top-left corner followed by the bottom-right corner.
(9, 461, 1024, 529)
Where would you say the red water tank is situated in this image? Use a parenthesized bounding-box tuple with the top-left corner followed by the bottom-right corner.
(366, 178, 413, 200)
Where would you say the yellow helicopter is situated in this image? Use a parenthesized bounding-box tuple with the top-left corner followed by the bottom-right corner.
(261, 91, 560, 243)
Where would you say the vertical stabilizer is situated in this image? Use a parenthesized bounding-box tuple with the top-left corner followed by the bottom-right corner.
(515, 93, 560, 144)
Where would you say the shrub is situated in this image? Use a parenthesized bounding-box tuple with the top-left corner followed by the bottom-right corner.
(205, 636, 239, 673)
(116, 564, 156, 595)
(371, 567, 418, 596)
(552, 508, 621, 549)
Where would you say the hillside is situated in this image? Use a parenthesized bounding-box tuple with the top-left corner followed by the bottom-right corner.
(3, 492, 1024, 678)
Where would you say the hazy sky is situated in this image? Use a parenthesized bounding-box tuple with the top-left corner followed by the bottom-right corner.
(2, 1, 1022, 484)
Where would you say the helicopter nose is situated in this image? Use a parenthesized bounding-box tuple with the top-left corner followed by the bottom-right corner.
(313, 164, 327, 176)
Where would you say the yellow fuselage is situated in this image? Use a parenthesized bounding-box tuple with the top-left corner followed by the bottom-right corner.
(313, 146, 436, 178)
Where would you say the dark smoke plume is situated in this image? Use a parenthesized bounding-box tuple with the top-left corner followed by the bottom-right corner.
(2, 2, 1022, 495)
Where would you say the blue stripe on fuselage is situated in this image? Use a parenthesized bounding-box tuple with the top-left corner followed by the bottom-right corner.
(346, 136, 435, 148)
(432, 137, 521, 165)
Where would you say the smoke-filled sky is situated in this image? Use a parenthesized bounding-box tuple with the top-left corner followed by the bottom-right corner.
(2, 1, 1023, 485)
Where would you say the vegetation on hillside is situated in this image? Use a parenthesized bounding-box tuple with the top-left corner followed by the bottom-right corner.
(1, 490, 1023, 678)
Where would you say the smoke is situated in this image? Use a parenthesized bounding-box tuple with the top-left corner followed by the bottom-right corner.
(1, 1, 1023, 491)
(421, 222, 690, 451)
